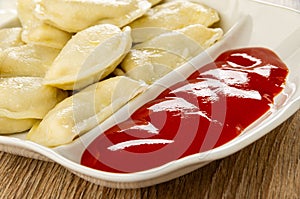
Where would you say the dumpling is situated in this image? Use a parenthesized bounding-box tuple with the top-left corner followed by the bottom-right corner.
(129, 1, 220, 30)
(0, 77, 67, 119)
(133, 30, 206, 60)
(134, 25, 223, 58)
(0, 28, 24, 50)
(132, 24, 223, 48)
(0, 117, 37, 134)
(178, 24, 223, 49)
(34, 0, 153, 33)
(0, 44, 60, 77)
(17, 0, 72, 49)
(26, 76, 147, 147)
(121, 25, 223, 84)
(131, 27, 170, 44)
(0, 77, 67, 134)
(121, 49, 186, 84)
(44, 24, 132, 90)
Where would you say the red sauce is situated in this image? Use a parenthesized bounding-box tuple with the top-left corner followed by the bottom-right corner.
(81, 48, 288, 173)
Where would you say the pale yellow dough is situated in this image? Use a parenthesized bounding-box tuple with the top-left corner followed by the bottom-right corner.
(35, 0, 154, 32)
(44, 24, 132, 90)
(121, 25, 223, 84)
(178, 24, 223, 49)
(0, 77, 67, 119)
(0, 77, 67, 134)
(17, 0, 71, 49)
(121, 48, 186, 84)
(27, 76, 147, 147)
(0, 44, 60, 77)
(129, 1, 220, 30)
(0, 28, 24, 50)
(0, 117, 37, 134)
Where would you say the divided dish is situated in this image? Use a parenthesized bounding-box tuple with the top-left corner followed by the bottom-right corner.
(0, 0, 299, 188)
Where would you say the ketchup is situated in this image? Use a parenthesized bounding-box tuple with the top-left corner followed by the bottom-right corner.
(81, 48, 288, 173)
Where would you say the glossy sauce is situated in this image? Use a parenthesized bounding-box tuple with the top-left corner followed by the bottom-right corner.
(81, 48, 288, 173)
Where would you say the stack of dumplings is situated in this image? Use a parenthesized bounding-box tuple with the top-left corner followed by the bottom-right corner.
(27, 76, 146, 147)
(0, 0, 224, 147)
(119, 0, 223, 84)
(17, 0, 71, 49)
(0, 77, 67, 134)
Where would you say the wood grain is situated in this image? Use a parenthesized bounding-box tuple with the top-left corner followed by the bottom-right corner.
(0, 0, 299, 198)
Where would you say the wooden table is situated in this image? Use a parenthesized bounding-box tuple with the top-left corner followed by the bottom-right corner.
(0, 0, 299, 198)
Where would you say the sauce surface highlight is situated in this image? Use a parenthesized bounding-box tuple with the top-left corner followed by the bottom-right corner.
(81, 48, 288, 173)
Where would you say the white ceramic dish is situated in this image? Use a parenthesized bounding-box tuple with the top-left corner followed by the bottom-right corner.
(0, 0, 299, 189)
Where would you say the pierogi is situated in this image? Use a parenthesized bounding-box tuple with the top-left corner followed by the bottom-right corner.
(0, 117, 37, 135)
(174, 24, 223, 49)
(44, 24, 132, 90)
(27, 76, 146, 147)
(34, 0, 158, 33)
(17, 0, 72, 49)
(121, 48, 186, 84)
(0, 44, 60, 77)
(131, 24, 223, 46)
(121, 25, 223, 84)
(0, 77, 67, 134)
(0, 28, 24, 50)
(129, 1, 220, 30)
